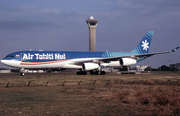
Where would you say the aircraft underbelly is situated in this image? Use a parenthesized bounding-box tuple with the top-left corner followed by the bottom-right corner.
(62, 64, 81, 69)
(101, 61, 120, 67)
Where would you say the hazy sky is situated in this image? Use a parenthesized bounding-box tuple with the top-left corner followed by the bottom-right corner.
(0, 0, 180, 68)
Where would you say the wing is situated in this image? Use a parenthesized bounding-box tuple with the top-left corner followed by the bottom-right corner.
(70, 47, 179, 65)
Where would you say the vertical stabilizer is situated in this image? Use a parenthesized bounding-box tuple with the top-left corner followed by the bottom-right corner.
(131, 31, 154, 54)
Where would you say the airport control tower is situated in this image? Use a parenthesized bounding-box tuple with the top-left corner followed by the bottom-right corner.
(86, 16, 98, 51)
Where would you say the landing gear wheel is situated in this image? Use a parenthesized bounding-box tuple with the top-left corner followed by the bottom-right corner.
(76, 71, 87, 75)
(100, 71, 106, 75)
(90, 70, 106, 75)
(94, 71, 99, 75)
(20, 72, 25, 76)
(83, 71, 87, 75)
(90, 70, 94, 75)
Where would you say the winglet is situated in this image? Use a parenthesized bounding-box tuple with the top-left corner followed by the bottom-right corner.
(171, 46, 179, 52)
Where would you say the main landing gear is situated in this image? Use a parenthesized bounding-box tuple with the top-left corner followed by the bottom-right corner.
(90, 70, 106, 75)
(76, 70, 106, 75)
(76, 71, 87, 75)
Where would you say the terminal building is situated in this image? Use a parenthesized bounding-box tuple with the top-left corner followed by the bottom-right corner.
(0, 69, 11, 73)
(136, 65, 148, 72)
(170, 63, 180, 71)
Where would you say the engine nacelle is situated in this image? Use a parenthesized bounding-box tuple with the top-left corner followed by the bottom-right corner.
(120, 58, 137, 66)
(82, 63, 99, 71)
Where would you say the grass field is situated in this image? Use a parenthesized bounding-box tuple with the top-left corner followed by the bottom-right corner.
(0, 72, 180, 115)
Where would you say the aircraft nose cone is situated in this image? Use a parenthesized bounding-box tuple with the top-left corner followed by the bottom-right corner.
(1, 59, 6, 65)
(1, 59, 11, 66)
(1, 59, 18, 68)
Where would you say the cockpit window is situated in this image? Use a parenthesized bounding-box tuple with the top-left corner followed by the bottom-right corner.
(5, 55, 14, 58)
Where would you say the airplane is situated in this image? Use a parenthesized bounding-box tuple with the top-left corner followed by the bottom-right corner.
(1, 31, 179, 76)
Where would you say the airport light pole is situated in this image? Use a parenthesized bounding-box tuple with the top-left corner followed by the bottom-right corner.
(159, 59, 161, 71)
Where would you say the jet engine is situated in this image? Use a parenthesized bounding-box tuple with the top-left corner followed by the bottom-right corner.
(82, 63, 99, 70)
(119, 58, 137, 66)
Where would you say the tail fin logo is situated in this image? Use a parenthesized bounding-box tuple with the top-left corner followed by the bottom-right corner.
(131, 31, 154, 54)
(142, 40, 149, 51)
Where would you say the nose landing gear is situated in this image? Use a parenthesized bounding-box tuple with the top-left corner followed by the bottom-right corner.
(20, 68, 25, 76)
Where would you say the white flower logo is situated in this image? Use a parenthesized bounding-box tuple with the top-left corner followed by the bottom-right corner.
(141, 40, 149, 51)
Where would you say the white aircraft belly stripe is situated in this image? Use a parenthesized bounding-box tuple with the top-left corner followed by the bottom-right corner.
(20, 59, 71, 65)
